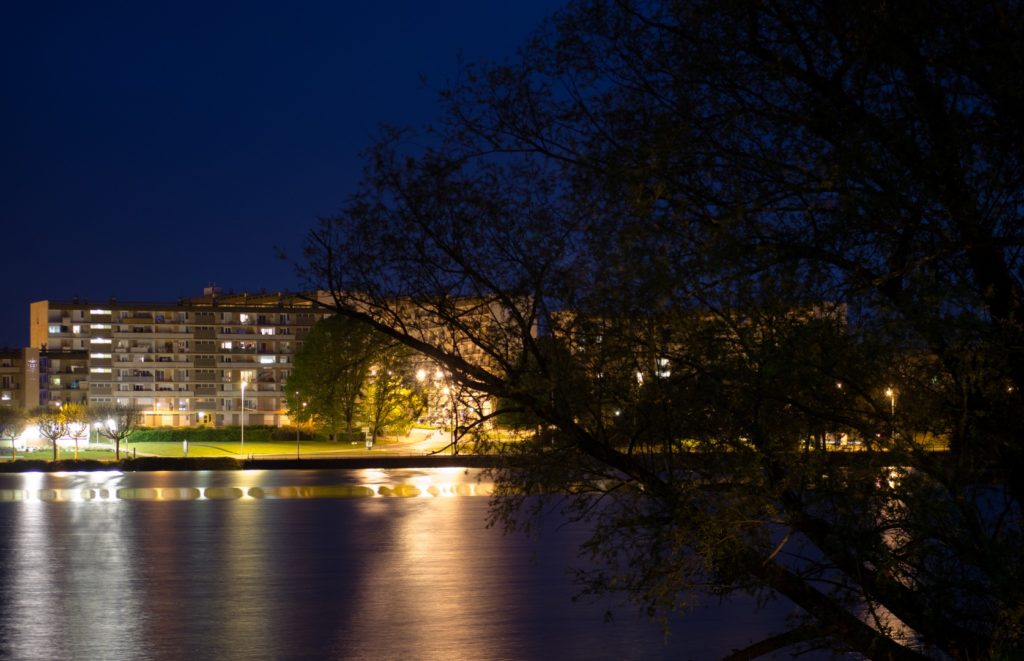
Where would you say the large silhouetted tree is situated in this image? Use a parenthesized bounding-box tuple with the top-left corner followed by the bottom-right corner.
(297, 1, 1024, 657)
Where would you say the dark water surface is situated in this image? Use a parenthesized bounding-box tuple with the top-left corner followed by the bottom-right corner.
(0, 469, 801, 660)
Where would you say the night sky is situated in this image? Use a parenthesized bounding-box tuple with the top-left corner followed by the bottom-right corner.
(0, 1, 559, 348)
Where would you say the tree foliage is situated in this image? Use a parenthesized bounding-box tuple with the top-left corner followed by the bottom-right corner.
(287, 316, 424, 441)
(360, 343, 425, 444)
(286, 316, 380, 437)
(296, 1, 1024, 657)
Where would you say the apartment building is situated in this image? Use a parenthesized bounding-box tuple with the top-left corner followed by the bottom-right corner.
(29, 290, 327, 427)
(0, 347, 40, 410)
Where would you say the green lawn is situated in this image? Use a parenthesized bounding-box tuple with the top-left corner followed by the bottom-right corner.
(4, 436, 444, 462)
(127, 439, 386, 458)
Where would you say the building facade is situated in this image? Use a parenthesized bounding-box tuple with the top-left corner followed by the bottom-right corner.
(0, 347, 40, 410)
(29, 290, 328, 427)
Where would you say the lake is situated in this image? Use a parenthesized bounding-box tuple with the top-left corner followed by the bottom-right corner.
(0, 468, 804, 660)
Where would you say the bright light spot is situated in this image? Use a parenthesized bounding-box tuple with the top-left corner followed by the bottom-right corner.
(416, 369, 426, 381)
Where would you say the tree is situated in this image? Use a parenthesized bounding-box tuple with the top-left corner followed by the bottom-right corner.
(359, 343, 425, 446)
(296, 1, 1024, 657)
(0, 407, 26, 459)
(286, 316, 381, 438)
(93, 403, 142, 460)
(34, 406, 68, 462)
(62, 402, 89, 460)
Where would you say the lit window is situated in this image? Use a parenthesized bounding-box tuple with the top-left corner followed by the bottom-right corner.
(90, 367, 111, 373)
(91, 337, 111, 344)
(239, 314, 250, 324)
(260, 327, 275, 335)
(49, 324, 61, 333)
(259, 356, 275, 364)
(90, 353, 111, 359)
(90, 323, 111, 330)
(221, 341, 233, 350)
(90, 309, 111, 315)
(72, 325, 81, 334)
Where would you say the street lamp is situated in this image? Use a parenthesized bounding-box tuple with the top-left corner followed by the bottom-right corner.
(885, 387, 896, 441)
(240, 379, 247, 454)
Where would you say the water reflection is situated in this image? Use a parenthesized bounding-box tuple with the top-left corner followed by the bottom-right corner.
(0, 469, 801, 660)
(0, 468, 494, 502)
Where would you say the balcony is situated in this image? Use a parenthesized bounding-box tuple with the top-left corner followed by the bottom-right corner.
(154, 357, 193, 366)
(120, 374, 155, 382)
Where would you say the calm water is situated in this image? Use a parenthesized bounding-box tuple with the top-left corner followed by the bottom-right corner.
(0, 468, 801, 660)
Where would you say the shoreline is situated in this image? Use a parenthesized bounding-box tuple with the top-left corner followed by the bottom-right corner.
(0, 454, 503, 473)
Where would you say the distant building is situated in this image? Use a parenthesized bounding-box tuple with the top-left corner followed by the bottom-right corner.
(0, 347, 40, 410)
(29, 291, 328, 427)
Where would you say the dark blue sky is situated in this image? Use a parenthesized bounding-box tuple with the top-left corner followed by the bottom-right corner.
(0, 1, 559, 347)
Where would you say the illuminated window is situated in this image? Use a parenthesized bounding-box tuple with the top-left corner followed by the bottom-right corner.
(1, 392, 11, 401)
(91, 337, 111, 344)
(239, 313, 250, 324)
(221, 341, 233, 350)
(48, 324, 61, 333)
(259, 356, 275, 364)
(90, 323, 111, 330)
(90, 353, 111, 359)
(72, 325, 81, 334)
(260, 327, 275, 335)
(90, 367, 112, 374)
(90, 309, 111, 315)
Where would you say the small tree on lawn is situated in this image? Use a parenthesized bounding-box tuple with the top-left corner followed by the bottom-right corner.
(34, 405, 68, 461)
(62, 402, 89, 460)
(93, 403, 142, 460)
(0, 407, 26, 459)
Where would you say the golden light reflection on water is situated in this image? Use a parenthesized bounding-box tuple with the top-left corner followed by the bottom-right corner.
(0, 470, 494, 503)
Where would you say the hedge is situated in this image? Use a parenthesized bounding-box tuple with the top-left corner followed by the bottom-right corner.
(128, 426, 274, 444)
(126, 426, 344, 444)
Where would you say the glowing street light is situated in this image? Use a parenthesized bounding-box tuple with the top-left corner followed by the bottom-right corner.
(885, 387, 896, 441)
(240, 379, 247, 455)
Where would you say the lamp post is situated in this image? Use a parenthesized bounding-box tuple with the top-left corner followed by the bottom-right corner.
(294, 391, 300, 459)
(240, 379, 246, 455)
(885, 387, 896, 441)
